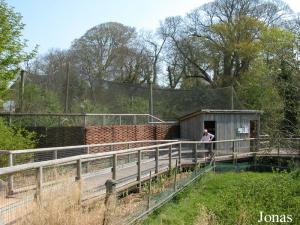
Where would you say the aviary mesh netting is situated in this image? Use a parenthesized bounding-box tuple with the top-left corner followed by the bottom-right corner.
(12, 74, 244, 120)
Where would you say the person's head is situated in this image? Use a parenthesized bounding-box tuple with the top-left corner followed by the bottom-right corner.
(203, 129, 208, 135)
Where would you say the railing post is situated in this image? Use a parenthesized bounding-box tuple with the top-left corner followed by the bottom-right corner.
(232, 141, 235, 164)
(8, 153, 14, 196)
(173, 159, 178, 192)
(119, 115, 122, 125)
(168, 145, 172, 175)
(193, 143, 198, 167)
(155, 147, 159, 174)
(147, 171, 152, 210)
(112, 154, 117, 180)
(53, 150, 58, 160)
(178, 143, 182, 171)
(35, 166, 43, 202)
(76, 159, 82, 203)
(232, 141, 238, 170)
(133, 115, 137, 125)
(137, 150, 142, 192)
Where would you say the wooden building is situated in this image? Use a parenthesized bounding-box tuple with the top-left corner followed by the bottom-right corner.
(179, 109, 261, 152)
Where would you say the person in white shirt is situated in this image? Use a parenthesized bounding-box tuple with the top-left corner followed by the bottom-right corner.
(201, 129, 215, 154)
(200, 129, 214, 142)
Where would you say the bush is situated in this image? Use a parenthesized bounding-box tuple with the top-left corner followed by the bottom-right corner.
(0, 119, 36, 166)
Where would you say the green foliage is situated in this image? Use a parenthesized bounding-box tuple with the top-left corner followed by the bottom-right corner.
(0, 118, 36, 166)
(116, 96, 148, 113)
(143, 172, 300, 225)
(236, 58, 283, 133)
(15, 83, 63, 112)
(0, 0, 36, 98)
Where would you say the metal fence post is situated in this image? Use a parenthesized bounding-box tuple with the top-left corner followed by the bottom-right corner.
(155, 147, 159, 174)
(119, 115, 122, 125)
(103, 115, 106, 125)
(8, 153, 14, 196)
(35, 166, 43, 202)
(112, 154, 117, 180)
(137, 150, 142, 192)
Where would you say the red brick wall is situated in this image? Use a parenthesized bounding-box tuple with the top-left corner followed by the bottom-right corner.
(27, 124, 179, 152)
(85, 124, 179, 152)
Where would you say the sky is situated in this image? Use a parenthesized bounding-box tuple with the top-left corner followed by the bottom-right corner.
(6, 0, 300, 55)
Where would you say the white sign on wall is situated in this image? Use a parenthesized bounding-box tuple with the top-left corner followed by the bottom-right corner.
(237, 126, 249, 134)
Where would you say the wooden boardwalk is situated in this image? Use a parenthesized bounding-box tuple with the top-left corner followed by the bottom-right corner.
(0, 140, 299, 224)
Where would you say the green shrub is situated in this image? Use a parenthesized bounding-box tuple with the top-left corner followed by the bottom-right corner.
(0, 119, 36, 166)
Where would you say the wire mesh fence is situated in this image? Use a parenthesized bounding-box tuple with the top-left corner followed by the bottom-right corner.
(9, 74, 244, 121)
(0, 113, 165, 127)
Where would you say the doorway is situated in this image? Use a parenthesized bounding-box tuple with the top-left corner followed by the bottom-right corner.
(204, 121, 216, 149)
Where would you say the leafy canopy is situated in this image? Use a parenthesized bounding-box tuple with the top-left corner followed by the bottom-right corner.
(0, 0, 36, 98)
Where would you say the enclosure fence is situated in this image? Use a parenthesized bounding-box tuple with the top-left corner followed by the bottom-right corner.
(10, 74, 244, 120)
(0, 113, 168, 127)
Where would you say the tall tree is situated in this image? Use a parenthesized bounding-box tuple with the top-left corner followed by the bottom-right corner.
(0, 0, 36, 98)
(159, 0, 291, 87)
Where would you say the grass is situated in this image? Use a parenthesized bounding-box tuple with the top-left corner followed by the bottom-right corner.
(142, 170, 300, 225)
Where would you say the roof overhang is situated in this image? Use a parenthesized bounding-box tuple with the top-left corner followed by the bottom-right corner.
(179, 109, 263, 121)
